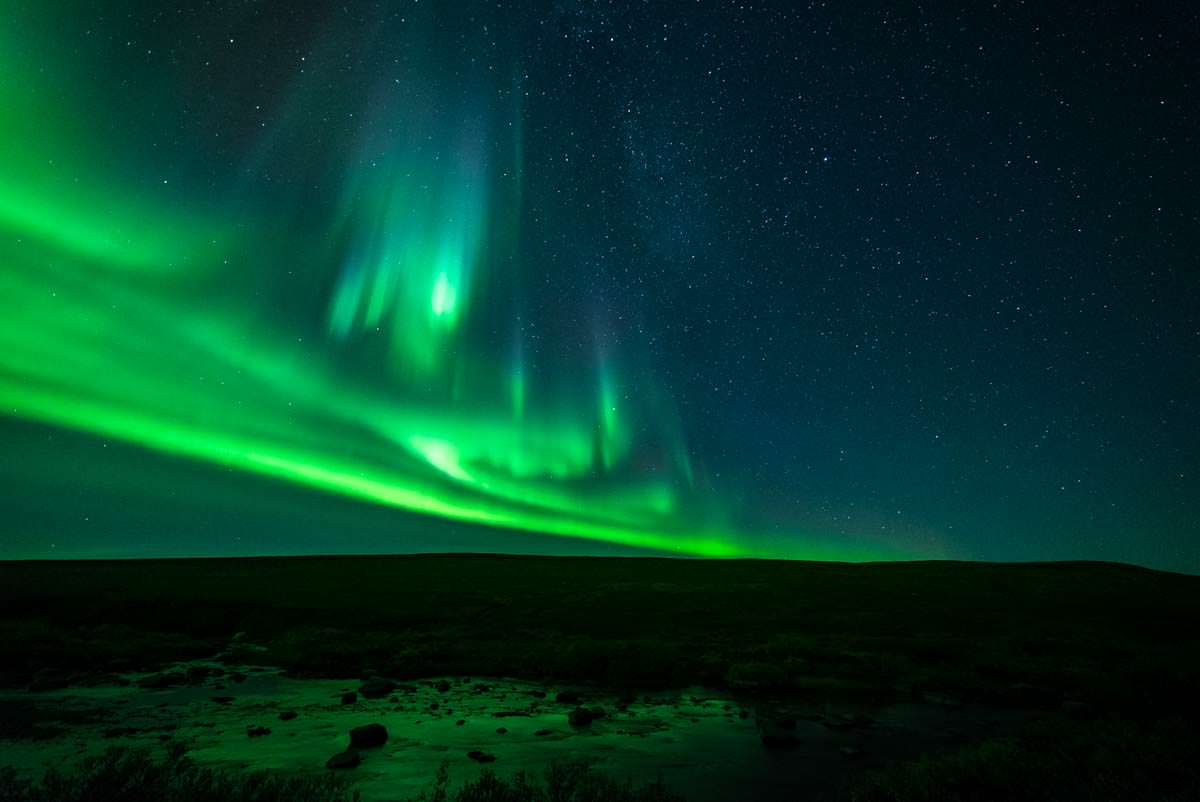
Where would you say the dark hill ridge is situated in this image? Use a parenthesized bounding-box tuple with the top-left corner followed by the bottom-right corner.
(1, 555, 1198, 716)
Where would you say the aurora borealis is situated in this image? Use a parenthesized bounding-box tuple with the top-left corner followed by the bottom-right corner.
(1, 1, 1197, 570)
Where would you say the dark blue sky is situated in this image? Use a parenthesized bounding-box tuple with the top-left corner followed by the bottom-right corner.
(1, 0, 1197, 571)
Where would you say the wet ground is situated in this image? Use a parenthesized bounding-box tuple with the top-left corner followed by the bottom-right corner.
(0, 659, 1026, 802)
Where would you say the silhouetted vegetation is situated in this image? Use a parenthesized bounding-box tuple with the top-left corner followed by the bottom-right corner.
(850, 717, 1200, 802)
(0, 744, 354, 802)
(405, 760, 684, 802)
(0, 747, 687, 802)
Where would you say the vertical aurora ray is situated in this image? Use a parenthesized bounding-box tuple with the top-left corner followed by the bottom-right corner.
(325, 92, 493, 384)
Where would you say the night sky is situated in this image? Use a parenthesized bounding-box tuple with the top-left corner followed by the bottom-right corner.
(1, 1, 1197, 571)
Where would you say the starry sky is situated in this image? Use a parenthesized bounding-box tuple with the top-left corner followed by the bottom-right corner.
(1, 1, 1197, 571)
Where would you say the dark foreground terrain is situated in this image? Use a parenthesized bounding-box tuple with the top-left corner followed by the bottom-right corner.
(1, 555, 1198, 800)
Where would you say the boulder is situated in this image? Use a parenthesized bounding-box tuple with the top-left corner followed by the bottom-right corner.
(246, 725, 271, 737)
(435, 679, 452, 693)
(341, 692, 358, 705)
(278, 711, 298, 721)
(348, 723, 388, 749)
(568, 707, 595, 727)
(466, 751, 496, 763)
(359, 678, 397, 699)
(326, 751, 361, 770)
(137, 672, 186, 690)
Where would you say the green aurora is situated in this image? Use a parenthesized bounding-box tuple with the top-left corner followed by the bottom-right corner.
(0, 2, 909, 561)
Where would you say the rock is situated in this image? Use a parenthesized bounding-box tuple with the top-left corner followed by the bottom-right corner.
(824, 712, 874, 731)
(186, 666, 222, 684)
(568, 707, 596, 727)
(348, 723, 388, 749)
(435, 679, 451, 693)
(278, 711, 298, 721)
(1007, 683, 1059, 707)
(103, 726, 145, 738)
(1062, 700, 1094, 718)
(341, 692, 358, 705)
(211, 696, 235, 704)
(495, 727, 508, 734)
(27, 671, 74, 692)
(456, 719, 466, 726)
(246, 725, 271, 737)
(359, 678, 397, 699)
(326, 751, 361, 770)
(922, 691, 961, 708)
(72, 673, 129, 688)
(555, 691, 582, 705)
(137, 672, 186, 690)
(466, 751, 496, 763)
(535, 728, 552, 736)
(590, 706, 607, 719)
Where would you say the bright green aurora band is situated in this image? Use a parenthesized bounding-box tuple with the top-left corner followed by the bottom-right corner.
(0, 4, 905, 561)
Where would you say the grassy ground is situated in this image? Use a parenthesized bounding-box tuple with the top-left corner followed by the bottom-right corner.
(1, 556, 1198, 800)
(1, 556, 1197, 712)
